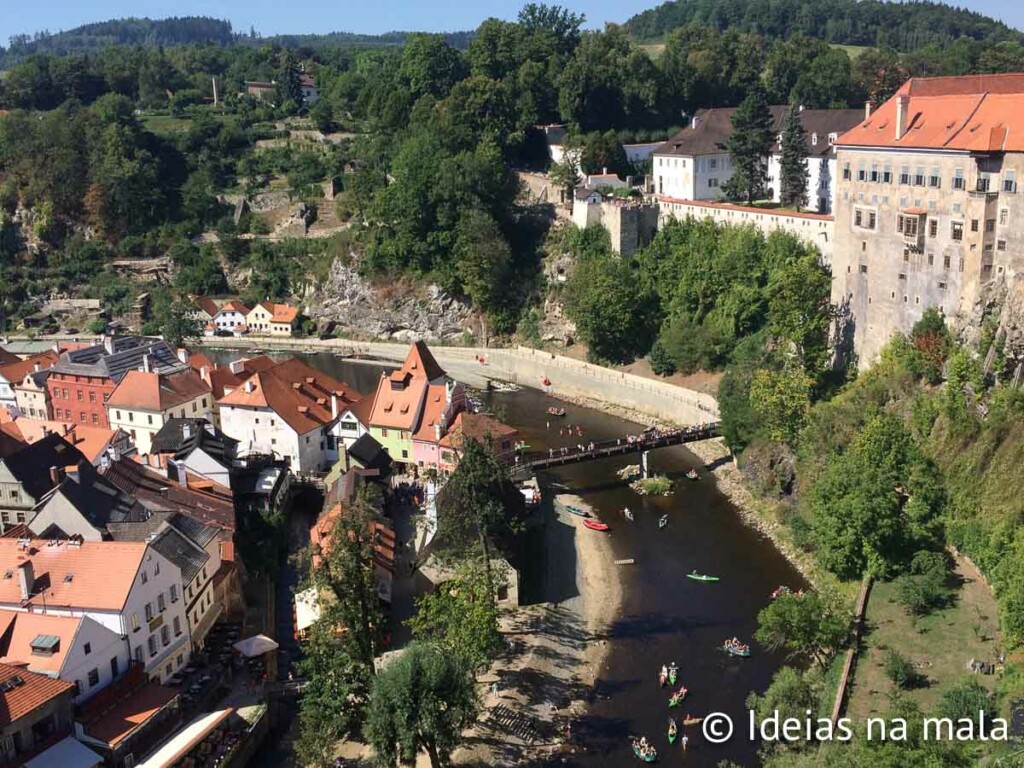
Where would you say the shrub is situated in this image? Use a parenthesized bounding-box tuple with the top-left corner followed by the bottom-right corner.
(884, 649, 919, 689)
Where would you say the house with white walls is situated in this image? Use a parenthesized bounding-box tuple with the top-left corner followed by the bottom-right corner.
(105, 369, 214, 456)
(0, 538, 191, 683)
(211, 300, 251, 334)
(0, 609, 130, 703)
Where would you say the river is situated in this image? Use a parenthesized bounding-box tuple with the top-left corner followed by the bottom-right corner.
(211, 349, 805, 767)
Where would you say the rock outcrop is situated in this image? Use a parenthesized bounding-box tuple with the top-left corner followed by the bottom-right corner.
(306, 260, 474, 341)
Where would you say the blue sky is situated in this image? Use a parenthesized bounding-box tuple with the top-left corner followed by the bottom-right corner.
(2, 0, 1022, 42)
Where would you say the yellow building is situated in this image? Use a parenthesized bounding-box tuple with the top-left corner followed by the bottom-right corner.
(246, 301, 299, 336)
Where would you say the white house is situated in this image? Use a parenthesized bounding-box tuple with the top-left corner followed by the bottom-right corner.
(105, 369, 214, 456)
(218, 357, 363, 472)
(652, 106, 864, 213)
(148, 419, 237, 488)
(211, 300, 251, 334)
(332, 394, 374, 451)
(0, 538, 191, 683)
(0, 352, 58, 417)
(0, 609, 130, 703)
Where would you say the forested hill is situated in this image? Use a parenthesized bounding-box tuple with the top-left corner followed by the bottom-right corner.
(624, 0, 1023, 49)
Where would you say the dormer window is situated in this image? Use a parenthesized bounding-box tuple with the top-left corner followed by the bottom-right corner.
(828, 132, 837, 145)
(811, 133, 818, 146)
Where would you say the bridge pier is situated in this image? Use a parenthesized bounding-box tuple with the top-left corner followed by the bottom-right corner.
(640, 450, 650, 479)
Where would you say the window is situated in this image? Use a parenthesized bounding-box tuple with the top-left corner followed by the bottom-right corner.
(985, 219, 995, 232)
(62, 388, 68, 399)
(928, 253, 934, 266)
(939, 281, 947, 290)
(170, 585, 178, 603)
(971, 219, 979, 232)
(88, 668, 99, 687)
(903, 250, 910, 262)
(91, 413, 98, 425)
(79, 412, 86, 423)
(128, 412, 133, 422)
(842, 162, 851, 180)
(89, 391, 96, 403)
(154, 561, 159, 576)
(192, 402, 197, 412)
(132, 612, 140, 631)
(899, 166, 910, 184)
(857, 164, 866, 181)
(116, 410, 122, 420)
(145, 603, 153, 622)
(381, 429, 388, 437)
(951, 222, 964, 241)
(977, 173, 991, 192)
(158, 593, 165, 613)
(944, 255, 951, 269)
(708, 178, 719, 188)
(77, 390, 83, 401)
(173, 617, 182, 637)
(111, 657, 119, 677)
(914, 167, 925, 186)
(899, 273, 907, 281)
(898, 215, 919, 237)
(83, 642, 91, 655)
(141, 570, 148, 585)
(953, 168, 965, 190)
(1001, 209, 1009, 225)
(147, 414, 153, 425)
(929, 220, 938, 238)
(883, 165, 892, 183)
(929, 167, 940, 188)
(870, 164, 879, 182)
(1004, 170, 1017, 193)
(709, 158, 718, 170)
(960, 258, 965, 272)
(998, 240, 1007, 251)
(202, 397, 208, 407)
(148, 636, 157, 657)
(134, 645, 143, 662)
(859, 264, 868, 274)
(161, 626, 170, 646)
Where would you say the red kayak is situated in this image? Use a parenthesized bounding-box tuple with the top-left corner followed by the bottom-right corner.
(583, 518, 610, 531)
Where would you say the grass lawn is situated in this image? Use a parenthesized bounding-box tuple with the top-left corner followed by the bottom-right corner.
(830, 43, 872, 59)
(846, 556, 1001, 721)
(640, 43, 665, 58)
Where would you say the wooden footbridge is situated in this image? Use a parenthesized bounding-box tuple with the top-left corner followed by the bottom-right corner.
(508, 422, 721, 480)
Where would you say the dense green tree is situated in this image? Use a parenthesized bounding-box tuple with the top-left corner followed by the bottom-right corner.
(563, 254, 659, 364)
(276, 50, 302, 107)
(791, 48, 857, 109)
(745, 666, 820, 747)
(935, 679, 993, 722)
(455, 209, 512, 320)
(399, 34, 468, 100)
(154, 298, 202, 348)
(755, 590, 849, 668)
(749, 367, 813, 444)
(778, 105, 809, 210)
(894, 550, 953, 616)
(766, 250, 832, 375)
(365, 642, 478, 768)
(723, 86, 774, 204)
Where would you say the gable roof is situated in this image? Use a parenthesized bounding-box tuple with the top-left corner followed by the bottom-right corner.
(51, 337, 185, 382)
(105, 369, 211, 412)
(347, 433, 392, 477)
(341, 393, 375, 428)
(256, 301, 299, 324)
(0, 610, 95, 675)
(148, 526, 209, 585)
(0, 351, 59, 385)
(412, 384, 449, 443)
(402, 341, 445, 381)
(32, 464, 149, 534)
(0, 433, 87, 501)
(1, 418, 125, 464)
(0, 539, 147, 612)
(217, 357, 361, 434)
(837, 73, 1024, 152)
(0, 661, 74, 726)
(150, 418, 237, 463)
(656, 106, 863, 159)
(0, 347, 21, 367)
(99, 457, 235, 531)
(217, 300, 251, 315)
(192, 297, 220, 319)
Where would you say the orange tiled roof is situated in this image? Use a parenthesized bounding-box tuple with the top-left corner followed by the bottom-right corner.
(218, 300, 251, 315)
(0, 351, 59, 384)
(439, 411, 517, 450)
(342, 393, 375, 427)
(0, 610, 85, 675)
(106, 369, 211, 412)
(0, 661, 74, 727)
(412, 384, 448, 443)
(257, 301, 299, 324)
(310, 504, 395, 572)
(0, 539, 147, 612)
(187, 352, 214, 371)
(838, 73, 1024, 152)
(0, 418, 122, 464)
(368, 373, 426, 430)
(217, 357, 361, 434)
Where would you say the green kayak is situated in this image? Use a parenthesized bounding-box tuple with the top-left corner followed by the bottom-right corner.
(687, 571, 719, 582)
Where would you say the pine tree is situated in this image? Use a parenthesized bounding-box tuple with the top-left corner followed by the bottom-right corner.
(723, 86, 775, 205)
(276, 51, 302, 108)
(779, 105, 810, 210)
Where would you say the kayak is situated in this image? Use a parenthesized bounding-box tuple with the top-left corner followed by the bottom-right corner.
(583, 518, 610, 532)
(658, 669, 668, 687)
(723, 643, 751, 657)
(623, 508, 634, 521)
(687, 572, 719, 582)
(685, 469, 699, 480)
(658, 515, 668, 529)
(668, 665, 678, 686)
(565, 505, 589, 518)
(547, 406, 566, 417)
(668, 720, 678, 744)
(682, 716, 703, 727)
(631, 741, 657, 763)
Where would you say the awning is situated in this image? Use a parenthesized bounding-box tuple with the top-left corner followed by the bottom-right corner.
(135, 709, 233, 768)
(232, 634, 279, 657)
(25, 736, 102, 768)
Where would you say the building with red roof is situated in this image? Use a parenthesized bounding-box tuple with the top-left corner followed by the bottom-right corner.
(833, 72, 1024, 365)
(246, 301, 301, 336)
(0, 662, 77, 766)
(105, 369, 214, 456)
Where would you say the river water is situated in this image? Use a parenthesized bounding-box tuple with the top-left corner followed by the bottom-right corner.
(211, 350, 805, 767)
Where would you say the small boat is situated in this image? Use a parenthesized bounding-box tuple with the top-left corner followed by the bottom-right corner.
(542, 376, 551, 386)
(658, 515, 668, 529)
(623, 507, 634, 522)
(770, 585, 793, 599)
(658, 667, 668, 687)
(631, 739, 657, 763)
(667, 719, 678, 744)
(687, 571, 719, 582)
(491, 381, 520, 393)
(514, 441, 531, 451)
(668, 664, 677, 686)
(583, 518, 610, 532)
(564, 505, 589, 518)
(682, 716, 703, 727)
(547, 406, 566, 417)
(722, 640, 751, 657)
(668, 686, 687, 707)
(685, 469, 699, 481)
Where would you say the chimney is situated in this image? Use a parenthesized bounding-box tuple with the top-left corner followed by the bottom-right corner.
(48, 465, 65, 486)
(229, 360, 245, 375)
(17, 561, 34, 601)
(33, 363, 40, 373)
(142, 353, 152, 373)
(244, 379, 255, 394)
(602, 166, 608, 175)
(182, 422, 192, 441)
(175, 460, 189, 487)
(691, 114, 699, 130)
(895, 94, 910, 141)
(204, 421, 216, 436)
(199, 365, 210, 385)
(331, 394, 339, 420)
(103, 336, 115, 355)
(864, 100, 872, 120)
(798, 104, 804, 112)
(176, 348, 189, 365)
